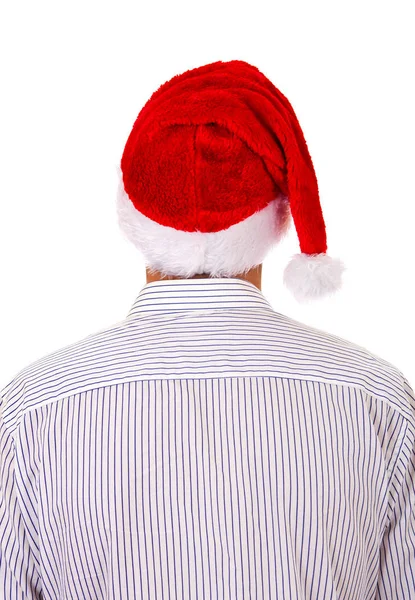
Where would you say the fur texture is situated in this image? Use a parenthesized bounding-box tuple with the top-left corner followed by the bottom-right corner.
(121, 60, 327, 255)
(116, 171, 292, 278)
(283, 253, 346, 303)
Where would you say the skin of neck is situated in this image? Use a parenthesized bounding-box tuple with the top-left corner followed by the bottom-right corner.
(145, 263, 262, 291)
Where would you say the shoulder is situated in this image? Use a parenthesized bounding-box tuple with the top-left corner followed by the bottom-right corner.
(0, 319, 125, 431)
(280, 312, 412, 419)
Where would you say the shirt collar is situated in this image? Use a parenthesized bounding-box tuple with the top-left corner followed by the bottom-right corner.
(125, 277, 274, 320)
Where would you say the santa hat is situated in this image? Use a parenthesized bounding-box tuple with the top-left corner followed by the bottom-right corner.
(116, 59, 345, 302)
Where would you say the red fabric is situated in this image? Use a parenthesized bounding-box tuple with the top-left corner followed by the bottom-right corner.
(121, 60, 327, 255)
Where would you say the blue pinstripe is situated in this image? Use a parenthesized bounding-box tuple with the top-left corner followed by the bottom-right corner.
(1, 278, 414, 599)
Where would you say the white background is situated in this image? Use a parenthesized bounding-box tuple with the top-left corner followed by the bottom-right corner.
(0, 0, 414, 390)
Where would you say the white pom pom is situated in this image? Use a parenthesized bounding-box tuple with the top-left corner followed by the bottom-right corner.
(283, 253, 345, 303)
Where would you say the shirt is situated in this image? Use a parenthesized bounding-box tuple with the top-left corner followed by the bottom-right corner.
(0, 277, 414, 600)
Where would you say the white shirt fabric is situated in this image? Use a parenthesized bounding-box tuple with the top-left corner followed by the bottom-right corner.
(1, 277, 414, 600)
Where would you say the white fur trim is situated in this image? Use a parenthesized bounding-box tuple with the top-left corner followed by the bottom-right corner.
(283, 253, 345, 303)
(116, 168, 292, 278)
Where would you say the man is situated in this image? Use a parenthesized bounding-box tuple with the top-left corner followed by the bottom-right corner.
(1, 60, 414, 599)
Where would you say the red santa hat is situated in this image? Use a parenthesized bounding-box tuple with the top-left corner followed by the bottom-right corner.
(117, 59, 345, 302)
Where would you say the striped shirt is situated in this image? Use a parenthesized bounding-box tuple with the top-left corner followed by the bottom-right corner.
(1, 277, 414, 600)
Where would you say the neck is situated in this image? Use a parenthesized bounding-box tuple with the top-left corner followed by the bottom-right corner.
(146, 264, 262, 291)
